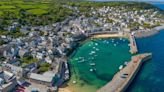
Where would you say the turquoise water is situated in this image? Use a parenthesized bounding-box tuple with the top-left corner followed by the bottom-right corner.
(69, 38, 132, 92)
(68, 3, 164, 92)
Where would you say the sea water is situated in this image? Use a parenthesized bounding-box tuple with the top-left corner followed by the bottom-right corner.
(68, 38, 132, 92)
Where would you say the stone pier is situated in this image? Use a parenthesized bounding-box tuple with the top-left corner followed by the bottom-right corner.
(97, 53, 152, 92)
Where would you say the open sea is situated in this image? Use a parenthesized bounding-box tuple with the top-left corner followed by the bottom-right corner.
(68, 3, 164, 92)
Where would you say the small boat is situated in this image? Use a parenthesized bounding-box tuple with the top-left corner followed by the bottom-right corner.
(90, 69, 93, 72)
(90, 63, 96, 66)
(95, 43, 98, 46)
(78, 59, 85, 63)
(119, 65, 123, 70)
(91, 51, 96, 54)
(96, 48, 99, 51)
(124, 62, 128, 66)
(75, 58, 78, 61)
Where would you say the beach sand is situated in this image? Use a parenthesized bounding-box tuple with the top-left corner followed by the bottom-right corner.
(58, 88, 71, 92)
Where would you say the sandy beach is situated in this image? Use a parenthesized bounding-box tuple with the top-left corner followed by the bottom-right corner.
(58, 88, 71, 92)
(90, 33, 126, 39)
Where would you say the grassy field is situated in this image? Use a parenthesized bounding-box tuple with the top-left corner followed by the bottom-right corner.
(0, 0, 50, 15)
(27, 9, 48, 15)
(0, 0, 73, 28)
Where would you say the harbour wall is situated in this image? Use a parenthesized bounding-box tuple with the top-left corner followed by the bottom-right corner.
(97, 53, 152, 92)
(120, 54, 152, 92)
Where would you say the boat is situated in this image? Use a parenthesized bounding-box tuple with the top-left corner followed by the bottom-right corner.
(114, 44, 117, 46)
(90, 63, 96, 66)
(96, 48, 99, 51)
(91, 51, 96, 54)
(90, 69, 93, 72)
(124, 62, 128, 66)
(75, 58, 78, 61)
(119, 65, 123, 70)
(78, 59, 85, 63)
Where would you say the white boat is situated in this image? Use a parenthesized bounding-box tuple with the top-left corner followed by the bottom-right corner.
(78, 60, 85, 63)
(124, 62, 128, 66)
(90, 63, 96, 66)
(95, 43, 98, 46)
(90, 69, 93, 72)
(91, 51, 96, 54)
(96, 48, 99, 51)
(119, 65, 123, 70)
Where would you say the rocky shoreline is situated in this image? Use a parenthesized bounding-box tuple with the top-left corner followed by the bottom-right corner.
(133, 25, 164, 38)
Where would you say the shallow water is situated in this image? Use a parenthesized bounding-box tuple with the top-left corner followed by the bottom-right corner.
(68, 38, 132, 92)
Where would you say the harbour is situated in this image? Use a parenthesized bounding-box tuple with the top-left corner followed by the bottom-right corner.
(64, 37, 132, 92)
(59, 2, 164, 92)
